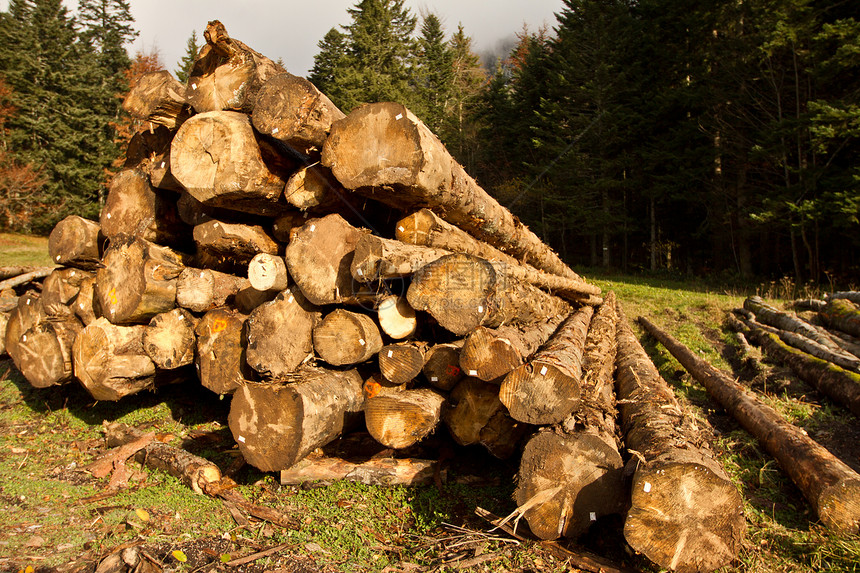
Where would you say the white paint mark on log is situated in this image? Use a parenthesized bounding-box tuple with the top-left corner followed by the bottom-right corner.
(357, 268, 363, 276)
(395, 113, 403, 120)
(590, 512, 597, 521)
(431, 376, 438, 382)
(160, 161, 165, 168)
(540, 366, 548, 376)
(309, 225, 316, 232)
(22, 335, 26, 342)
(387, 350, 394, 358)
(644, 482, 652, 493)
(359, 339, 365, 346)
(288, 295, 294, 304)
(191, 83, 197, 90)
(469, 370, 478, 376)
(271, 127, 279, 134)
(478, 305, 484, 313)
(106, 213, 111, 219)
(398, 226, 405, 232)
(238, 436, 245, 443)
(56, 255, 61, 261)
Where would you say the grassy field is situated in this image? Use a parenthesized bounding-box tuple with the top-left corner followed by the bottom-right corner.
(1, 242, 859, 572)
(0, 233, 54, 268)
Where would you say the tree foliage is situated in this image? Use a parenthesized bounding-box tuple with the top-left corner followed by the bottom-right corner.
(175, 30, 199, 84)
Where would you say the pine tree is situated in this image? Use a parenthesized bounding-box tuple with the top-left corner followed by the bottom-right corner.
(413, 13, 453, 134)
(444, 24, 486, 170)
(175, 30, 199, 83)
(309, 27, 350, 105)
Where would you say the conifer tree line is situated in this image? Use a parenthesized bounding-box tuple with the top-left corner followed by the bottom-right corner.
(0, 0, 857, 284)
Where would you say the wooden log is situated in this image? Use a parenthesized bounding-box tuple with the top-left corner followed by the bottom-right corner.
(100, 169, 190, 247)
(0, 266, 53, 280)
(284, 213, 370, 306)
(228, 366, 365, 472)
(95, 235, 186, 324)
(379, 341, 427, 385)
(377, 295, 417, 340)
(195, 308, 253, 395)
(351, 234, 450, 282)
(321, 102, 580, 280)
(640, 316, 860, 534)
(0, 312, 7, 357)
(615, 305, 744, 573)
(122, 70, 190, 129)
(247, 253, 289, 293)
(251, 72, 345, 157)
(499, 307, 593, 425)
(312, 309, 382, 366)
(819, 298, 860, 339)
(423, 340, 465, 390)
(443, 377, 528, 459)
(170, 110, 293, 216)
(271, 211, 310, 243)
(72, 275, 100, 325)
(73, 318, 157, 401)
(176, 267, 250, 313)
(744, 295, 842, 352)
(793, 298, 827, 312)
(0, 292, 15, 314)
(364, 387, 446, 449)
(283, 163, 351, 212)
(193, 220, 280, 267)
(407, 253, 570, 336)
(460, 313, 568, 383)
(828, 291, 860, 305)
(17, 312, 83, 388)
(187, 20, 283, 114)
(4, 292, 45, 366)
(125, 125, 184, 193)
(143, 308, 197, 370)
(41, 268, 92, 313)
(48, 216, 102, 270)
(0, 268, 52, 292)
(280, 456, 438, 486)
(245, 287, 321, 380)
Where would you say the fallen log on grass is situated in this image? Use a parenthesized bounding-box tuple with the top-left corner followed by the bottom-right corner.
(819, 298, 860, 339)
(640, 316, 860, 534)
(280, 456, 438, 486)
(827, 291, 860, 305)
(744, 296, 842, 352)
(0, 268, 53, 292)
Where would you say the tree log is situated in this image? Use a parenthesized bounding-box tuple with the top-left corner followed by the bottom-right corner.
(364, 387, 446, 449)
(228, 366, 364, 472)
(122, 70, 190, 129)
(176, 267, 250, 313)
(423, 340, 465, 391)
(247, 253, 289, 293)
(271, 211, 310, 243)
(283, 163, 352, 212)
(186, 20, 284, 114)
(640, 316, 860, 534)
(280, 455, 437, 486)
(819, 298, 860, 339)
(828, 291, 860, 305)
(48, 216, 102, 270)
(312, 309, 382, 366)
(744, 295, 842, 352)
(17, 312, 82, 388)
(379, 341, 428, 385)
(407, 253, 570, 336)
(615, 305, 744, 573)
(95, 235, 186, 324)
(0, 312, 7, 357)
(0, 268, 52, 292)
(194, 308, 253, 395)
(376, 295, 417, 340)
(143, 308, 197, 370)
(41, 268, 93, 313)
(73, 318, 157, 401)
(72, 275, 100, 325)
(124, 125, 184, 192)
(499, 306, 593, 425)
(321, 102, 579, 280)
(351, 234, 450, 282)
(245, 287, 321, 379)
(193, 220, 280, 268)
(251, 72, 345, 157)
(0, 266, 53, 280)
(4, 292, 45, 366)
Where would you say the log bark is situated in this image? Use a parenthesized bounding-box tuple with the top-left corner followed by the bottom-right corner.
(175, 267, 250, 313)
(364, 387, 446, 449)
(376, 295, 417, 339)
(4, 292, 45, 366)
(0, 312, 7, 357)
(640, 316, 860, 534)
(321, 103, 579, 280)
(423, 340, 465, 391)
(828, 291, 860, 305)
(460, 313, 568, 383)
(122, 70, 190, 129)
(48, 216, 102, 270)
(171, 111, 293, 215)
(378, 341, 427, 385)
(0, 266, 53, 280)
(41, 268, 92, 313)
(407, 253, 570, 336)
(73, 318, 157, 401)
(247, 253, 289, 293)
(351, 234, 450, 282)
(280, 456, 438, 486)
(95, 235, 186, 324)
(312, 308, 382, 366)
(744, 295, 842, 352)
(499, 306, 593, 425)
(615, 305, 745, 573)
(143, 308, 197, 370)
(186, 20, 284, 114)
(17, 312, 83, 388)
(245, 287, 321, 379)
(251, 72, 345, 157)
(228, 366, 365, 471)
(194, 307, 253, 395)
(193, 220, 280, 268)
(819, 298, 860, 339)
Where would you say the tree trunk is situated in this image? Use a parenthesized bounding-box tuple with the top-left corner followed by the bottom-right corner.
(0, 268, 52, 291)
(321, 103, 580, 281)
(499, 306, 593, 425)
(245, 287, 321, 380)
(48, 216, 102, 270)
(460, 313, 568, 383)
(143, 308, 197, 370)
(17, 312, 82, 388)
(376, 295, 417, 340)
(124, 125, 184, 193)
(378, 341, 427, 385)
(423, 340, 465, 391)
(640, 316, 860, 534)
(407, 253, 570, 336)
(186, 20, 284, 114)
(312, 308, 382, 366)
(72, 276, 100, 326)
(364, 387, 446, 449)
(828, 292, 860, 305)
(170, 111, 293, 216)
(744, 296, 842, 352)
(247, 253, 289, 293)
(615, 305, 745, 573)
(122, 70, 190, 130)
(280, 456, 438, 487)
(194, 308, 254, 395)
(41, 268, 93, 312)
(743, 315, 860, 373)
(283, 163, 351, 212)
(251, 72, 345, 158)
(819, 298, 860, 339)
(95, 235, 186, 325)
(351, 234, 450, 283)
(193, 220, 280, 268)
(228, 366, 364, 472)
(0, 312, 8, 357)
(175, 267, 250, 313)
(4, 292, 46, 366)
(72, 318, 157, 401)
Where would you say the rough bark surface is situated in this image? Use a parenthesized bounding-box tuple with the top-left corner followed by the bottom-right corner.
(351, 235, 450, 282)
(41, 268, 92, 313)
(364, 387, 445, 449)
(193, 220, 280, 267)
(122, 70, 189, 129)
(48, 216, 102, 270)
(143, 308, 197, 370)
(744, 296, 842, 352)
(280, 456, 437, 486)
(312, 309, 382, 366)
(820, 298, 860, 339)
(744, 315, 860, 373)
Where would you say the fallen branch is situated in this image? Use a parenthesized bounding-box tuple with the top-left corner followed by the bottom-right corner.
(0, 268, 53, 291)
(0, 266, 54, 280)
(225, 542, 293, 566)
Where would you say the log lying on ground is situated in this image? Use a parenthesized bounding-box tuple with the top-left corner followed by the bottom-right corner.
(640, 316, 860, 534)
(407, 253, 570, 336)
(364, 386, 446, 449)
(41, 268, 92, 312)
(247, 253, 289, 293)
(176, 267, 249, 313)
(17, 312, 82, 388)
(500, 306, 593, 425)
(828, 292, 860, 305)
(793, 298, 827, 312)
(460, 313, 567, 383)
(312, 309, 382, 366)
(322, 102, 580, 281)
(819, 298, 860, 339)
(280, 455, 438, 486)
(122, 70, 189, 130)
(744, 296, 842, 352)
(193, 220, 279, 267)
(73, 318, 157, 401)
(5, 292, 46, 365)
(186, 20, 284, 114)
(0, 266, 54, 281)
(0, 268, 52, 292)
(245, 287, 321, 380)
(143, 308, 197, 370)
(615, 305, 745, 573)
(377, 295, 417, 339)
(95, 235, 186, 324)
(379, 341, 427, 385)
(251, 72, 345, 157)
(48, 216, 102, 270)
(195, 308, 253, 395)
(228, 366, 364, 472)
(516, 292, 624, 541)
(423, 340, 465, 390)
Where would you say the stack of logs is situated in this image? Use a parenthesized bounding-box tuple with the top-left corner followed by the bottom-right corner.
(0, 20, 757, 573)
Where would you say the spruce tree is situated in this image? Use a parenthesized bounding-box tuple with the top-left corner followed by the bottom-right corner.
(445, 24, 485, 170)
(309, 28, 350, 106)
(413, 13, 453, 134)
(175, 30, 199, 83)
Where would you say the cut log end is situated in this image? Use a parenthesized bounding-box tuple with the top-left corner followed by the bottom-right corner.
(818, 477, 860, 534)
(500, 361, 582, 425)
(364, 388, 445, 449)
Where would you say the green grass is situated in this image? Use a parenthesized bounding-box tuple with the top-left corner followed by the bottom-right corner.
(0, 233, 54, 268)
